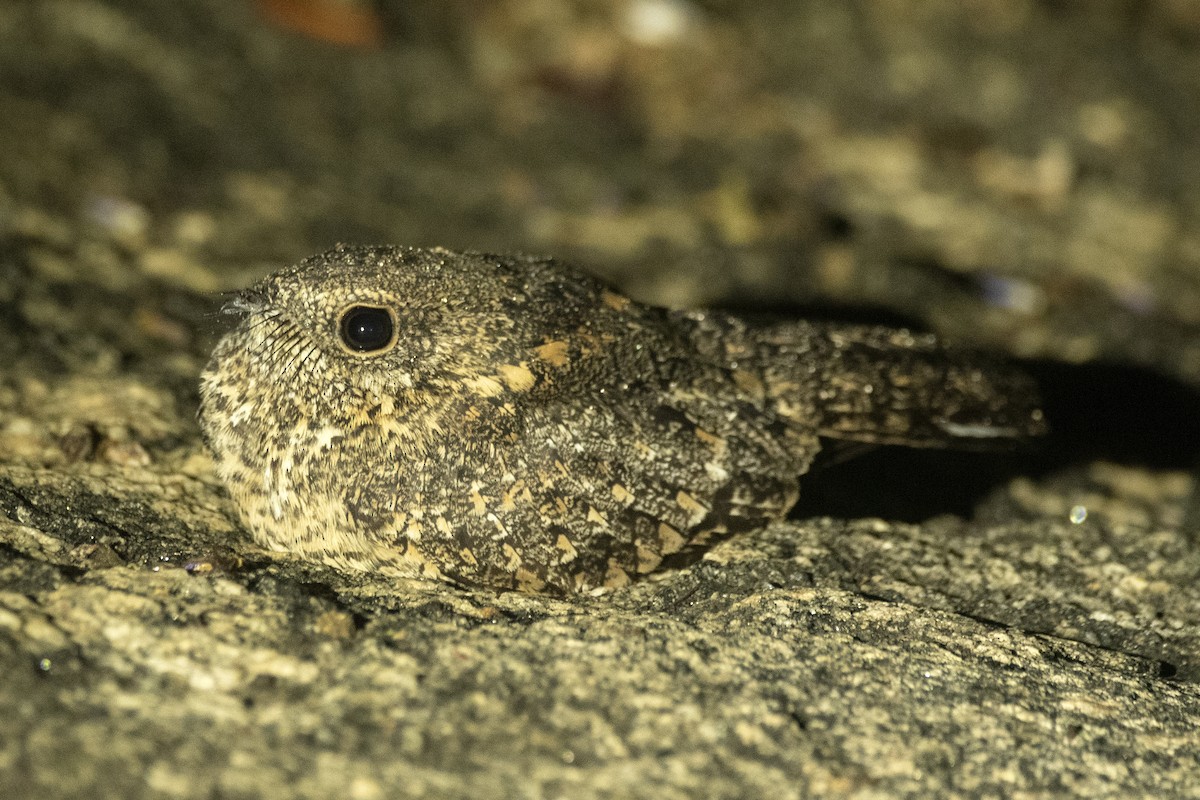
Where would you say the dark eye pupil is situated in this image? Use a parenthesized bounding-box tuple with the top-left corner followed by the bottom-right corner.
(339, 306, 394, 353)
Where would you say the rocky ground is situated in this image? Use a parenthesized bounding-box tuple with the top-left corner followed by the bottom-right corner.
(1, 1, 1199, 797)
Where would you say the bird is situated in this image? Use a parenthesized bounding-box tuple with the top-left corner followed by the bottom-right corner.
(199, 244, 1045, 594)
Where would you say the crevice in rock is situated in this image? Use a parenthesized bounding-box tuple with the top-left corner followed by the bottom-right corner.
(793, 359, 1200, 523)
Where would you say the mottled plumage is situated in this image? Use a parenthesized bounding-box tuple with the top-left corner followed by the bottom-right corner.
(199, 245, 1045, 593)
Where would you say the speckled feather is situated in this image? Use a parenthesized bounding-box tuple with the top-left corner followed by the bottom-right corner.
(199, 245, 1045, 594)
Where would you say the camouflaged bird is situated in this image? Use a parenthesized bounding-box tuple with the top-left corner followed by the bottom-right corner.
(199, 245, 1045, 594)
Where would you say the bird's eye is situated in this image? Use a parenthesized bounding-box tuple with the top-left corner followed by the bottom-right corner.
(338, 305, 396, 354)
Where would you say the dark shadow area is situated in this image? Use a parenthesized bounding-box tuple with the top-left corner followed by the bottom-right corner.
(792, 445, 1030, 522)
(1023, 360, 1200, 470)
(723, 299, 933, 332)
(790, 360, 1200, 523)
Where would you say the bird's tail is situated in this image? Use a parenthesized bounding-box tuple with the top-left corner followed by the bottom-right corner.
(755, 322, 1047, 449)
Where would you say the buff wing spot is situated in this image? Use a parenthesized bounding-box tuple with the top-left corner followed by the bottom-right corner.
(498, 363, 536, 392)
(533, 340, 571, 368)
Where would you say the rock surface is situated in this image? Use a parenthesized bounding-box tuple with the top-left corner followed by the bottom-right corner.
(1, 1, 1199, 798)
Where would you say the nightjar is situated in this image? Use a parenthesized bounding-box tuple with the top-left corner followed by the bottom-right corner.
(199, 245, 1045, 593)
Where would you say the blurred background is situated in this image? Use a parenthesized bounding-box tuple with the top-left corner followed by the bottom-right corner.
(2, 0, 1200, 486)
